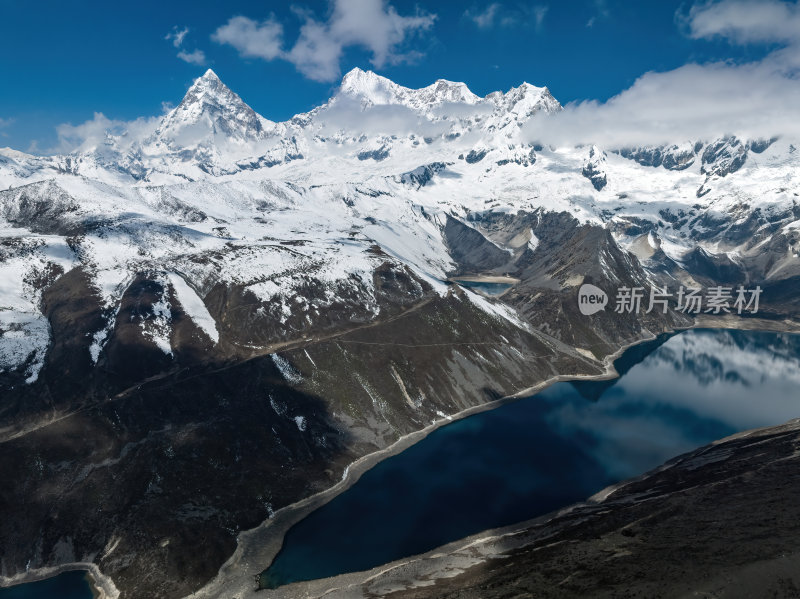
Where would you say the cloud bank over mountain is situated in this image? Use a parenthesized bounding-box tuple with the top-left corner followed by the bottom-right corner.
(41, 0, 800, 154)
(521, 0, 800, 147)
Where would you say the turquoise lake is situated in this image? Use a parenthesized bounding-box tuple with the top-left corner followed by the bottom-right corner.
(5, 328, 799, 597)
(261, 328, 800, 588)
(449, 279, 513, 296)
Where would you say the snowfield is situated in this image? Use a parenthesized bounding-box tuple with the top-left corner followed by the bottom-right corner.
(0, 68, 797, 380)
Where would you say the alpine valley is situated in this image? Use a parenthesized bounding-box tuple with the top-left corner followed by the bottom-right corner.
(0, 69, 799, 598)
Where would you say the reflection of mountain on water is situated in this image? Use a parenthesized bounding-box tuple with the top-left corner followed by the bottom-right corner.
(656, 329, 800, 388)
(662, 348, 750, 387)
(262, 329, 800, 588)
(570, 329, 800, 401)
(570, 333, 673, 401)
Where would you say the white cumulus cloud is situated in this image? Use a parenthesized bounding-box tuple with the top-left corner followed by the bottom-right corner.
(53, 112, 162, 154)
(315, 96, 452, 138)
(212, 0, 436, 82)
(684, 0, 800, 45)
(165, 26, 207, 66)
(524, 0, 800, 148)
(211, 15, 284, 60)
(177, 49, 207, 65)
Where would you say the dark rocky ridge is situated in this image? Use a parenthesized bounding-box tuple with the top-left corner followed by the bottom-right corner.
(1, 199, 798, 598)
(0, 257, 606, 598)
(618, 143, 700, 170)
(581, 146, 608, 191)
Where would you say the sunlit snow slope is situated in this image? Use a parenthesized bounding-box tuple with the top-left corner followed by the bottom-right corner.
(0, 68, 798, 381)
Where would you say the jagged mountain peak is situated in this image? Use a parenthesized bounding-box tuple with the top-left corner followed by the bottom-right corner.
(337, 67, 407, 107)
(336, 68, 480, 110)
(419, 78, 480, 105)
(174, 69, 246, 115)
(499, 82, 561, 115)
(340, 67, 387, 89)
(151, 70, 272, 146)
(588, 144, 606, 159)
(198, 68, 222, 84)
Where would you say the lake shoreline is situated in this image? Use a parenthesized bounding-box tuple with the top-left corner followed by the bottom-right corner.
(446, 275, 520, 284)
(188, 341, 643, 598)
(3, 317, 797, 599)
(190, 314, 800, 599)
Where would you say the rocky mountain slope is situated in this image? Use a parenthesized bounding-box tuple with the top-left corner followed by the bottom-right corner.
(0, 69, 799, 598)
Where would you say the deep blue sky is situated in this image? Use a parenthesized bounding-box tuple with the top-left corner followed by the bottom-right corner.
(0, 0, 773, 152)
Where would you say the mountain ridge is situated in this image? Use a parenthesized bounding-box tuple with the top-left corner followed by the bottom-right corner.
(0, 67, 799, 599)
(151, 68, 274, 145)
(0, 69, 784, 188)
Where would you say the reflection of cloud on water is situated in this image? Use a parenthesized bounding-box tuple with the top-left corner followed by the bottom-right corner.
(539, 330, 800, 481)
(541, 389, 733, 480)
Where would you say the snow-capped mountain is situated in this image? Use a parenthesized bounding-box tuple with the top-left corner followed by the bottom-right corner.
(0, 68, 798, 599)
(154, 69, 274, 144)
(0, 68, 565, 183)
(336, 67, 483, 109)
(1, 65, 799, 385)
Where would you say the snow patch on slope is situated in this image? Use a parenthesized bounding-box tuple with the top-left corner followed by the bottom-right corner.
(271, 353, 302, 384)
(528, 230, 540, 252)
(0, 312, 49, 383)
(167, 272, 219, 343)
(464, 288, 532, 332)
(0, 232, 77, 381)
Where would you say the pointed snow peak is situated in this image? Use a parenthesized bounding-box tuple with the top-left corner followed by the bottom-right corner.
(341, 67, 378, 86)
(588, 144, 606, 160)
(518, 81, 544, 92)
(499, 82, 562, 116)
(200, 68, 221, 82)
(507, 82, 553, 102)
(183, 69, 234, 103)
(338, 68, 399, 104)
(154, 69, 271, 143)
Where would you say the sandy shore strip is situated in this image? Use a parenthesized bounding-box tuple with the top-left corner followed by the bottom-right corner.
(4, 317, 796, 599)
(189, 315, 800, 599)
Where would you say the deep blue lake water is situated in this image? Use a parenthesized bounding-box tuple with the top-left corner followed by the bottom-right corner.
(0, 571, 93, 599)
(6, 329, 799, 596)
(262, 328, 800, 588)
